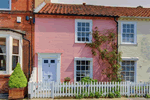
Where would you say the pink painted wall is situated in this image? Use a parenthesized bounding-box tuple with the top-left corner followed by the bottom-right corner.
(35, 17, 117, 82)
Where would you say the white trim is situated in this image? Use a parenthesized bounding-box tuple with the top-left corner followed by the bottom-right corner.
(0, 0, 11, 10)
(34, 2, 46, 13)
(74, 57, 93, 82)
(0, 31, 22, 75)
(121, 57, 139, 61)
(121, 21, 137, 45)
(37, 53, 61, 82)
(75, 19, 93, 43)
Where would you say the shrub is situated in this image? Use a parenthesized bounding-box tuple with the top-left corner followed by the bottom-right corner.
(80, 77, 97, 84)
(145, 94, 150, 98)
(114, 91, 121, 98)
(89, 92, 95, 98)
(95, 91, 102, 98)
(84, 92, 89, 98)
(108, 92, 115, 98)
(9, 63, 27, 88)
(75, 93, 83, 99)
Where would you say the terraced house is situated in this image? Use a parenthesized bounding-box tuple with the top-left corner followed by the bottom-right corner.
(0, 0, 34, 97)
(31, 1, 150, 84)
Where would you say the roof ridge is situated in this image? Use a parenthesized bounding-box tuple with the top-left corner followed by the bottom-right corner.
(46, 3, 150, 9)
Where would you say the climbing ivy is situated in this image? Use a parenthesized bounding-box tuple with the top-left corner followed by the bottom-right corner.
(85, 27, 122, 82)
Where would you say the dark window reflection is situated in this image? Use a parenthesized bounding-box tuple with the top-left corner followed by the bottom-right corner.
(13, 39, 19, 54)
(12, 56, 19, 70)
(0, 38, 6, 53)
(0, 55, 6, 71)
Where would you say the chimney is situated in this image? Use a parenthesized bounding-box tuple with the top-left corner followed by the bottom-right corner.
(137, 5, 143, 8)
(35, 0, 51, 8)
(83, 3, 86, 6)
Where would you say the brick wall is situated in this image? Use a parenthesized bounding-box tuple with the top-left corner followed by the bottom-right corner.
(0, 0, 34, 94)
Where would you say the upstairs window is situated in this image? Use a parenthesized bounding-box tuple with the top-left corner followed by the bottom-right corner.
(121, 22, 137, 44)
(75, 19, 93, 43)
(0, 0, 11, 10)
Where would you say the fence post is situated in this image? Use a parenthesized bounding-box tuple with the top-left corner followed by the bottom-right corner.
(51, 82, 54, 99)
(127, 81, 130, 97)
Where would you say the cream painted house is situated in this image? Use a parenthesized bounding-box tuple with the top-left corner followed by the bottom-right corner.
(118, 17, 150, 82)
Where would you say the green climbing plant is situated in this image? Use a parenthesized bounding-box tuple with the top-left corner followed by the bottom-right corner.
(85, 27, 122, 82)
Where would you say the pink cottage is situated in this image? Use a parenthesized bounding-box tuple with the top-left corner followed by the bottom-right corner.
(33, 2, 118, 83)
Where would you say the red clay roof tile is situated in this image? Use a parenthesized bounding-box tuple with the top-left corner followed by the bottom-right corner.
(38, 3, 150, 17)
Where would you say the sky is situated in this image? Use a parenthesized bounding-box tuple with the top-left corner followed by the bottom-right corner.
(51, 0, 150, 8)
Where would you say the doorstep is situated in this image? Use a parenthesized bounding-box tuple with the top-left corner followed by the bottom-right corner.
(0, 93, 8, 99)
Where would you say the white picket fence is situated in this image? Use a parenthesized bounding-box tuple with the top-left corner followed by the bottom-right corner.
(28, 81, 150, 99)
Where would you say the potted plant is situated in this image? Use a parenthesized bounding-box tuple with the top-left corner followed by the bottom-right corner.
(8, 63, 27, 99)
(64, 77, 71, 83)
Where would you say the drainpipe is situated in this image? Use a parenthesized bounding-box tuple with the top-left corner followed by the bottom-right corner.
(114, 17, 119, 80)
(22, 35, 31, 80)
(114, 17, 118, 54)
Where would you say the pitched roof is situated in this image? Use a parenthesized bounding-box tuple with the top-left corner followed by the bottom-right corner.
(37, 3, 150, 17)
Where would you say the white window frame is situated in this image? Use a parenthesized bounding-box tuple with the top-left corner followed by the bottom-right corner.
(0, 31, 22, 75)
(121, 22, 137, 45)
(0, 0, 11, 10)
(74, 57, 93, 82)
(75, 19, 93, 43)
(120, 57, 138, 83)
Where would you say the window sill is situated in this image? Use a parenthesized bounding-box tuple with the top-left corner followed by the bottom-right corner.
(120, 43, 138, 46)
(75, 41, 92, 44)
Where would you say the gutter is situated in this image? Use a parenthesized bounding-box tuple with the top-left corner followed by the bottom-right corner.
(120, 16, 150, 19)
(22, 35, 31, 80)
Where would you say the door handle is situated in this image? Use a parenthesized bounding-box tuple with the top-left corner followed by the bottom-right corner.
(49, 64, 50, 67)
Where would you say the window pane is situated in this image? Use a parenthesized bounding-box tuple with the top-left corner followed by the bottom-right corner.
(82, 23, 85, 26)
(44, 60, 48, 63)
(76, 77, 80, 81)
(0, 0, 10, 9)
(12, 56, 19, 70)
(86, 61, 90, 65)
(131, 24, 134, 28)
(82, 27, 85, 31)
(77, 32, 81, 36)
(0, 38, 6, 53)
(123, 29, 126, 33)
(123, 24, 126, 28)
(78, 22, 81, 26)
(82, 37, 85, 41)
(82, 32, 85, 36)
(81, 66, 85, 70)
(86, 37, 89, 42)
(77, 37, 81, 41)
(127, 29, 130, 33)
(86, 33, 89, 36)
(78, 27, 81, 31)
(86, 66, 90, 70)
(51, 60, 55, 63)
(0, 55, 6, 71)
(127, 24, 130, 28)
(86, 23, 89, 27)
(13, 39, 19, 54)
(86, 28, 89, 31)
(76, 60, 80, 65)
(131, 29, 134, 33)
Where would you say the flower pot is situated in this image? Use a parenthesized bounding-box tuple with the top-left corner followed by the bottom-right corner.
(64, 80, 70, 83)
(8, 87, 26, 99)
